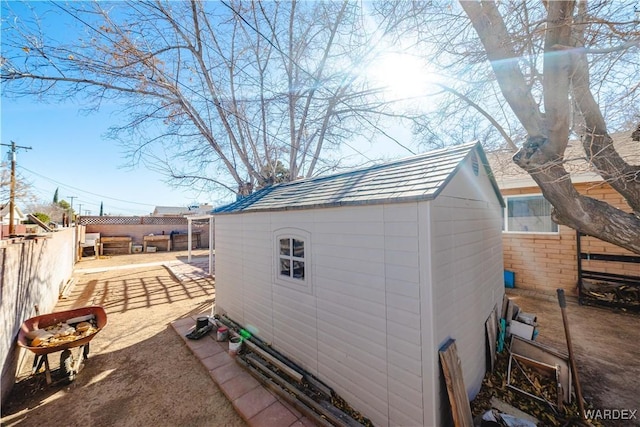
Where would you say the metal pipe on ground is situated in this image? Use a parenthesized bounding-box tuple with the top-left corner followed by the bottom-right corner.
(218, 315, 306, 373)
(243, 353, 364, 427)
(243, 340, 303, 383)
(218, 314, 335, 397)
(246, 354, 339, 422)
(236, 356, 335, 427)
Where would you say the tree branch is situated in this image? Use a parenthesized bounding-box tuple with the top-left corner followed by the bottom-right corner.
(552, 38, 640, 54)
(459, 1, 545, 138)
(435, 83, 517, 151)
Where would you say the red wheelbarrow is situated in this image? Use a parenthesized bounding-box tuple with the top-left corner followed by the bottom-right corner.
(17, 306, 107, 384)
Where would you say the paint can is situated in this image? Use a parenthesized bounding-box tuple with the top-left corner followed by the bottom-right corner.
(216, 326, 228, 342)
(228, 336, 242, 357)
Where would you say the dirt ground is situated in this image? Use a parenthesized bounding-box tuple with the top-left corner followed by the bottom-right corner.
(503, 291, 640, 426)
(2, 250, 639, 427)
(1, 250, 246, 427)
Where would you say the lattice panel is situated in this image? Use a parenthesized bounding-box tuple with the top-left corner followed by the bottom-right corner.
(79, 216, 188, 225)
(143, 216, 188, 225)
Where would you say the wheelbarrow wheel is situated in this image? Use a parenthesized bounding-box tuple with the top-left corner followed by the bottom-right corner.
(60, 349, 76, 382)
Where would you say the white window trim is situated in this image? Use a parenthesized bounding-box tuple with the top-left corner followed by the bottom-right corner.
(274, 228, 312, 292)
(502, 194, 559, 234)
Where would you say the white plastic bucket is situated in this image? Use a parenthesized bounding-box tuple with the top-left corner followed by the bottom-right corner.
(228, 336, 242, 357)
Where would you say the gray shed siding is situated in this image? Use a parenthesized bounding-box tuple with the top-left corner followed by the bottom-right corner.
(216, 204, 425, 426)
(424, 157, 504, 426)
(214, 145, 504, 426)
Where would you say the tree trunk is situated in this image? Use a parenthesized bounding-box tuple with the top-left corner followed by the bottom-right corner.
(463, 0, 640, 254)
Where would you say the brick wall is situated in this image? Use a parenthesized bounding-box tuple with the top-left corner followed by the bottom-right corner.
(502, 182, 638, 295)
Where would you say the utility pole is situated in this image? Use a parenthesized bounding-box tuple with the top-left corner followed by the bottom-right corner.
(1, 141, 32, 235)
(67, 195, 77, 226)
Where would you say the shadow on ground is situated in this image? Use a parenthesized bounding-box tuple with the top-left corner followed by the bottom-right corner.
(1, 257, 245, 427)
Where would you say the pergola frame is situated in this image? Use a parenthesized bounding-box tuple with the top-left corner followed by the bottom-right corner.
(185, 214, 214, 275)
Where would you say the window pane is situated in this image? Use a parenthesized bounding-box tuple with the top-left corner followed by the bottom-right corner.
(292, 261, 305, 279)
(507, 196, 558, 232)
(293, 239, 304, 258)
(279, 238, 290, 255)
(280, 258, 291, 276)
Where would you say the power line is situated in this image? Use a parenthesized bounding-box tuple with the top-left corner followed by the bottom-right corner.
(8, 178, 149, 216)
(219, 0, 318, 82)
(44, 2, 375, 178)
(17, 165, 157, 207)
(17, 166, 176, 215)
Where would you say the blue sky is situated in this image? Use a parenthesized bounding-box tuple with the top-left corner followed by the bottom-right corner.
(2, 98, 213, 215)
(1, 94, 414, 215)
(0, 1, 216, 215)
(2, 94, 414, 216)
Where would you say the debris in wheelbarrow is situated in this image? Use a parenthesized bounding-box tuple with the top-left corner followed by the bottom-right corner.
(26, 316, 98, 348)
(18, 306, 107, 384)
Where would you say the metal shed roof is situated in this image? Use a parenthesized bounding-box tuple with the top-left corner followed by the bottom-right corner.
(214, 141, 502, 214)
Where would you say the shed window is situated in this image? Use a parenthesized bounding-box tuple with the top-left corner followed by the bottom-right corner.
(274, 229, 311, 292)
(279, 237, 305, 280)
(503, 195, 558, 233)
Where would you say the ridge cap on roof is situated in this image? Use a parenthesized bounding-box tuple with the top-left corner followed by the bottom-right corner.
(271, 140, 480, 190)
(213, 141, 488, 214)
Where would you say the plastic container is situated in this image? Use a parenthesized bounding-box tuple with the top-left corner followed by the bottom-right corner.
(504, 270, 515, 288)
(216, 326, 228, 342)
(228, 336, 242, 357)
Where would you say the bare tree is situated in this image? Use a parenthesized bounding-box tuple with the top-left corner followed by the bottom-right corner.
(387, 1, 640, 254)
(0, 161, 35, 206)
(464, 1, 640, 254)
(5, 1, 637, 253)
(1, 0, 417, 197)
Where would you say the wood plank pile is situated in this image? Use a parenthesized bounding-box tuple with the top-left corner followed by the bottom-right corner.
(470, 296, 602, 427)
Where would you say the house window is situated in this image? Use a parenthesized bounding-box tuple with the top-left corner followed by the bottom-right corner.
(279, 237, 305, 280)
(503, 195, 559, 233)
(274, 228, 311, 290)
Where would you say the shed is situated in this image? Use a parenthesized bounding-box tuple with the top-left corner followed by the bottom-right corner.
(213, 141, 505, 426)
